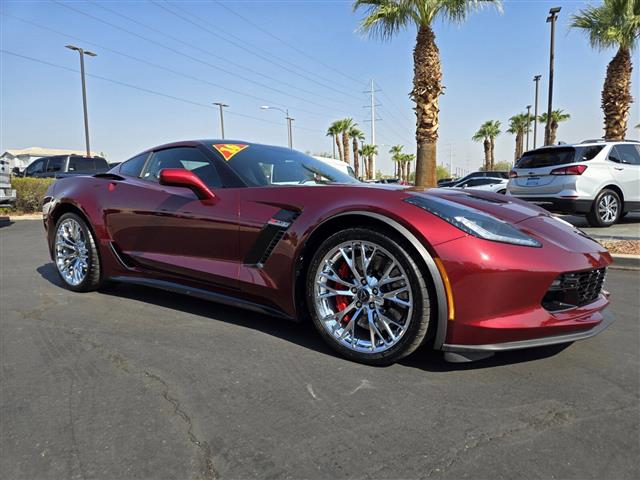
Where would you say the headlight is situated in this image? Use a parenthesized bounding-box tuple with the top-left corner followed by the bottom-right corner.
(405, 196, 542, 247)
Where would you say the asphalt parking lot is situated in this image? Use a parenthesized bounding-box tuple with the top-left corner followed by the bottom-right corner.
(1, 220, 639, 480)
(559, 212, 640, 240)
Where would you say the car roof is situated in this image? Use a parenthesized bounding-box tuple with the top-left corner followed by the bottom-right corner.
(140, 139, 290, 155)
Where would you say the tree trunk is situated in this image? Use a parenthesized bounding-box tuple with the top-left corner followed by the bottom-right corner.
(352, 138, 359, 178)
(342, 132, 350, 164)
(332, 135, 336, 159)
(369, 156, 374, 180)
(483, 138, 491, 171)
(336, 137, 343, 161)
(549, 120, 558, 145)
(602, 47, 633, 140)
(490, 138, 496, 170)
(412, 25, 442, 188)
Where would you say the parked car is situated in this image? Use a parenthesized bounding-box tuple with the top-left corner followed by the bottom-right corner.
(507, 140, 640, 227)
(438, 171, 509, 188)
(312, 156, 357, 179)
(451, 177, 508, 194)
(43, 140, 613, 365)
(0, 159, 16, 207)
(19, 154, 109, 179)
(437, 177, 455, 186)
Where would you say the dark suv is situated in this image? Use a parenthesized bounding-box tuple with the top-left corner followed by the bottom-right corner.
(20, 155, 109, 179)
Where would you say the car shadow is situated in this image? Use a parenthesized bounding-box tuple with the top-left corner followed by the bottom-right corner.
(37, 262, 572, 372)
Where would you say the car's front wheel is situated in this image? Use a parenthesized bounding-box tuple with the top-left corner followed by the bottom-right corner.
(53, 212, 102, 292)
(306, 228, 432, 365)
(587, 189, 622, 227)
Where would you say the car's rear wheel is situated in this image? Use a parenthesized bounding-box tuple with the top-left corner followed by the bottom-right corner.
(306, 228, 431, 365)
(54, 213, 102, 292)
(587, 189, 622, 227)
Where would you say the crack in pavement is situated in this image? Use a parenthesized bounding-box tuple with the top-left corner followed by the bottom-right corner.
(67, 330, 219, 480)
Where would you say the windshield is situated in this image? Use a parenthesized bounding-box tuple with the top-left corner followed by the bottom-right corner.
(516, 146, 603, 169)
(209, 143, 359, 186)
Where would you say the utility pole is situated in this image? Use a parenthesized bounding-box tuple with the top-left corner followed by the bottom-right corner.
(533, 75, 542, 148)
(545, 7, 561, 146)
(260, 105, 293, 148)
(66, 45, 96, 158)
(369, 79, 377, 176)
(213, 102, 228, 139)
(526, 105, 532, 151)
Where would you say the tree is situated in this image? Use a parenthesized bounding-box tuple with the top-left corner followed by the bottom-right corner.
(389, 144, 404, 178)
(507, 113, 531, 160)
(349, 126, 365, 178)
(360, 144, 378, 180)
(338, 118, 355, 164)
(326, 121, 343, 161)
(353, 0, 502, 188)
(492, 160, 512, 171)
(436, 164, 451, 180)
(538, 109, 570, 145)
(472, 120, 501, 171)
(571, 0, 639, 140)
(401, 153, 416, 182)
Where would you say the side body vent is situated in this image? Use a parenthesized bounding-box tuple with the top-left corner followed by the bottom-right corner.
(244, 209, 300, 266)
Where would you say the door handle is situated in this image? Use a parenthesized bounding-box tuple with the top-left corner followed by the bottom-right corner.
(614, 167, 624, 171)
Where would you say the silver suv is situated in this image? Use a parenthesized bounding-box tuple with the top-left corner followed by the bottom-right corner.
(507, 140, 640, 227)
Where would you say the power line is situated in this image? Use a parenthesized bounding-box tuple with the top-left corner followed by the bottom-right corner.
(213, 0, 364, 87)
(53, 0, 352, 116)
(0, 49, 320, 133)
(154, 0, 362, 104)
(89, 0, 356, 111)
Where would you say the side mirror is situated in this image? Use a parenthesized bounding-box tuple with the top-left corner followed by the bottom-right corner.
(159, 168, 216, 201)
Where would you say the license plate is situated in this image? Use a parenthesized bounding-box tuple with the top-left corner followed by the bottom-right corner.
(526, 177, 540, 186)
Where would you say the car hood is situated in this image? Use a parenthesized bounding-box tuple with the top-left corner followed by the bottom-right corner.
(404, 187, 549, 224)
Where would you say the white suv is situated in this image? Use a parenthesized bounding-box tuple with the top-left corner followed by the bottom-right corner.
(507, 140, 640, 227)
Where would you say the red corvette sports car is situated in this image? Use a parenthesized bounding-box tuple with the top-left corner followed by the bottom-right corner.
(42, 140, 613, 364)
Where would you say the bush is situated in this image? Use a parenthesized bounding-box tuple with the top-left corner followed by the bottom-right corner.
(11, 177, 55, 213)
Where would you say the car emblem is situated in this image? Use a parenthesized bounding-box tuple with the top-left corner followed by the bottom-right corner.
(212, 144, 249, 160)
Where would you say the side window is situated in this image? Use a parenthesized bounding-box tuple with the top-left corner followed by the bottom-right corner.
(46, 156, 63, 173)
(26, 159, 45, 175)
(608, 146, 623, 163)
(142, 147, 221, 188)
(69, 157, 95, 171)
(120, 153, 149, 177)
(616, 144, 640, 165)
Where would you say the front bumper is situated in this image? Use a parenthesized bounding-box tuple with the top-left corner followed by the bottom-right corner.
(511, 196, 592, 214)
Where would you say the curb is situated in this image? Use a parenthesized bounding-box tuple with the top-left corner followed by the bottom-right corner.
(611, 254, 640, 271)
(7, 214, 42, 221)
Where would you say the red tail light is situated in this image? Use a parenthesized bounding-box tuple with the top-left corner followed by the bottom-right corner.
(550, 165, 588, 175)
(509, 170, 518, 178)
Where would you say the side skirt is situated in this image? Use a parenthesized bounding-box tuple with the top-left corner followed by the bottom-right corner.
(109, 275, 294, 321)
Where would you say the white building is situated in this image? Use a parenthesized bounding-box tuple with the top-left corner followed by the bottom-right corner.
(1, 147, 102, 172)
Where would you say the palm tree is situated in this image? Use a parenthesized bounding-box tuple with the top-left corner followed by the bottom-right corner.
(338, 118, 355, 164)
(389, 144, 404, 178)
(326, 121, 343, 161)
(349, 126, 365, 178)
(571, 0, 639, 140)
(472, 120, 501, 171)
(538, 109, 570, 145)
(401, 153, 416, 182)
(354, 0, 502, 188)
(360, 144, 378, 180)
(507, 113, 531, 160)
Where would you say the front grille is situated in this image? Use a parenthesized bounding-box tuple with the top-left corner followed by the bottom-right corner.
(542, 267, 606, 312)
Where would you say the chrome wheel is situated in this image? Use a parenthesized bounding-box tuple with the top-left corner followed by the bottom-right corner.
(598, 193, 619, 224)
(55, 218, 89, 286)
(313, 240, 414, 353)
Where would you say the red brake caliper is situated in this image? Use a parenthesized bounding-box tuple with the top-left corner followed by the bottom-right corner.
(333, 261, 352, 325)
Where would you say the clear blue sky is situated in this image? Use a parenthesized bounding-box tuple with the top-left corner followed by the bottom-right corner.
(1, 0, 639, 175)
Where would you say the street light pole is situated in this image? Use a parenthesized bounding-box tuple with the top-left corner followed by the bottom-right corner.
(260, 106, 293, 148)
(526, 105, 532, 151)
(545, 7, 561, 146)
(66, 45, 96, 158)
(213, 102, 228, 139)
(533, 75, 542, 148)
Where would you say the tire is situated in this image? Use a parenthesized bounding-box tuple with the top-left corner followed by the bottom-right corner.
(306, 227, 432, 365)
(53, 212, 102, 292)
(586, 189, 622, 227)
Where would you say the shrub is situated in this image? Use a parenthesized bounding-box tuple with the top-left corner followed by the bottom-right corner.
(11, 177, 55, 213)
